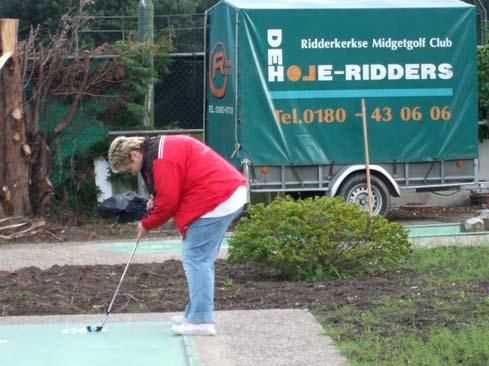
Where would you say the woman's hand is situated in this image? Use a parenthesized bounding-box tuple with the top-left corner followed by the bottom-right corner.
(137, 222, 148, 241)
(146, 195, 154, 211)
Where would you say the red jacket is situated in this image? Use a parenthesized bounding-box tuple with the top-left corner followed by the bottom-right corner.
(140, 135, 246, 237)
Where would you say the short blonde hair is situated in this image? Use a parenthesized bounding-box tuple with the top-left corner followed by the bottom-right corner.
(108, 136, 145, 173)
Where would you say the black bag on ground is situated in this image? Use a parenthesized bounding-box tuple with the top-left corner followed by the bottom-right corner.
(97, 192, 147, 223)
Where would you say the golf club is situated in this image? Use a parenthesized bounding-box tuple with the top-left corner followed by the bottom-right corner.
(87, 235, 141, 333)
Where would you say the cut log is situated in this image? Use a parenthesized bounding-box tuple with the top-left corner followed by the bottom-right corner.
(0, 19, 18, 70)
(0, 222, 28, 233)
(0, 219, 46, 240)
(0, 216, 22, 224)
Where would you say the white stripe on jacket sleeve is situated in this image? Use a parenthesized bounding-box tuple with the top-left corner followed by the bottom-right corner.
(158, 136, 166, 159)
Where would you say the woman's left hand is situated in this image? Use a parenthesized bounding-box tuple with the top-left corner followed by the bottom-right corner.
(137, 222, 148, 240)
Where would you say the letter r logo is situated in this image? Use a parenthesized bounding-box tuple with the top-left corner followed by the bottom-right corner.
(209, 42, 232, 98)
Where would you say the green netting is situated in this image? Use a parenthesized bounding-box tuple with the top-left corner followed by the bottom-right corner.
(42, 99, 110, 185)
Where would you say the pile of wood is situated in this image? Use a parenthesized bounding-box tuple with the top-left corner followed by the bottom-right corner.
(0, 216, 47, 241)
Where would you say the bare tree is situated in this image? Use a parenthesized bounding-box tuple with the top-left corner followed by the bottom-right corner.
(1, 2, 120, 219)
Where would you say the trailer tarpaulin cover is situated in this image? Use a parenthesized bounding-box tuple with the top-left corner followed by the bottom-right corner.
(205, 0, 478, 166)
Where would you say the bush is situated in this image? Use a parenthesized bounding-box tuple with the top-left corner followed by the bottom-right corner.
(479, 45, 489, 115)
(229, 196, 411, 280)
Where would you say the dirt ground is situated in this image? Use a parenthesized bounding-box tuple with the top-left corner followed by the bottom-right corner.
(0, 219, 180, 244)
(1, 259, 488, 338)
(387, 204, 482, 221)
(0, 204, 484, 244)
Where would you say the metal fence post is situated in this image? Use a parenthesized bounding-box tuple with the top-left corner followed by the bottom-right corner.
(137, 0, 154, 196)
(138, 0, 155, 129)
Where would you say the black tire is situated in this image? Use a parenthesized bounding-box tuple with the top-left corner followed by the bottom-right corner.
(338, 174, 391, 216)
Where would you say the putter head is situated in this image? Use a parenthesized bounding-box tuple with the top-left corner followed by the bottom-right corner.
(86, 325, 103, 333)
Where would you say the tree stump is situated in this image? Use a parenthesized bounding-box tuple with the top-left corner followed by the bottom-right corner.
(0, 19, 31, 216)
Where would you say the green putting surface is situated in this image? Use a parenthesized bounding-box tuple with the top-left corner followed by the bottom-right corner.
(406, 224, 489, 238)
(103, 238, 229, 253)
(406, 224, 461, 238)
(0, 321, 200, 366)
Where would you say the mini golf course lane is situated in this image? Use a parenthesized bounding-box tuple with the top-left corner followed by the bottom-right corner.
(0, 321, 199, 366)
(406, 223, 489, 238)
(102, 238, 229, 254)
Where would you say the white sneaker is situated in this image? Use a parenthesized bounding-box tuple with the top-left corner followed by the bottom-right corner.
(170, 314, 187, 325)
(171, 322, 216, 336)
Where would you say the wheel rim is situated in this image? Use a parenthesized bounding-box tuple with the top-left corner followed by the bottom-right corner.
(345, 185, 383, 215)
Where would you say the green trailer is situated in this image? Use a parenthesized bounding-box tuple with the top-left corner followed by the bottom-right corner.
(204, 0, 480, 215)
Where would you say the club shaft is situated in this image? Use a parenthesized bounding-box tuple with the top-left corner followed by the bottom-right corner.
(100, 237, 141, 329)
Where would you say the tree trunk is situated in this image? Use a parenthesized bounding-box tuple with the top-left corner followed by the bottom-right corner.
(29, 133, 51, 216)
(0, 19, 31, 216)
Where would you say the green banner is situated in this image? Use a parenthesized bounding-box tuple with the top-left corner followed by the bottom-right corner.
(207, 1, 478, 166)
(205, 2, 238, 163)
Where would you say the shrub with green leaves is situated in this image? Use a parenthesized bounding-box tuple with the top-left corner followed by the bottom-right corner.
(229, 196, 411, 280)
(479, 45, 489, 114)
(479, 44, 489, 138)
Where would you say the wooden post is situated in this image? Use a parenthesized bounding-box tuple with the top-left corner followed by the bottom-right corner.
(0, 18, 32, 216)
(360, 98, 373, 215)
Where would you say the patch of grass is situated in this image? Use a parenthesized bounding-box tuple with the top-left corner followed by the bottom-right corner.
(316, 245, 489, 366)
(400, 246, 489, 283)
(325, 324, 489, 366)
(146, 288, 161, 298)
(15, 291, 32, 299)
(137, 303, 148, 312)
(127, 302, 149, 312)
(223, 278, 234, 288)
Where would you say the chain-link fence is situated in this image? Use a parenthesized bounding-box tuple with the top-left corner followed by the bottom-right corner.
(154, 53, 204, 130)
(76, 13, 205, 54)
(75, 13, 205, 130)
(465, 0, 488, 44)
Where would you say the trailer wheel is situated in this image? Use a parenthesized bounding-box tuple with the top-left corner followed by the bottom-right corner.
(338, 174, 391, 216)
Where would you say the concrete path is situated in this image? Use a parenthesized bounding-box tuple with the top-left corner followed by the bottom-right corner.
(0, 310, 348, 366)
(198, 309, 347, 366)
(0, 239, 229, 271)
(411, 234, 489, 247)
